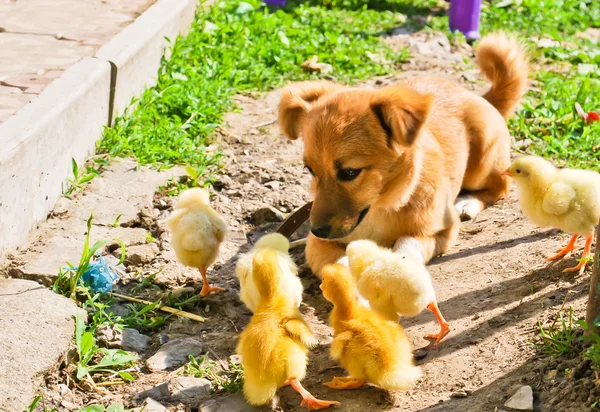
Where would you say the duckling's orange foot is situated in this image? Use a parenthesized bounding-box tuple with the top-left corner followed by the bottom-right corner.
(323, 376, 366, 390)
(425, 325, 451, 345)
(561, 234, 593, 276)
(289, 377, 340, 410)
(199, 283, 225, 296)
(547, 234, 580, 261)
(300, 397, 341, 410)
(562, 260, 588, 276)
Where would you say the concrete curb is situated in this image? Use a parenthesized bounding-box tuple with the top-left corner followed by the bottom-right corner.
(0, 57, 111, 254)
(96, 0, 199, 122)
(0, 0, 201, 257)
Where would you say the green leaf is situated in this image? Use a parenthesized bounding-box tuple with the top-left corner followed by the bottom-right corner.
(106, 403, 130, 412)
(79, 174, 96, 184)
(278, 31, 290, 47)
(185, 165, 199, 179)
(94, 349, 137, 368)
(71, 158, 79, 180)
(88, 239, 110, 259)
(235, 2, 254, 15)
(80, 332, 95, 358)
(74, 312, 86, 357)
(118, 371, 135, 382)
(76, 406, 105, 412)
(76, 363, 89, 380)
(204, 21, 219, 33)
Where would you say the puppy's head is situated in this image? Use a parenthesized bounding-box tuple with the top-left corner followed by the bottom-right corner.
(279, 81, 432, 240)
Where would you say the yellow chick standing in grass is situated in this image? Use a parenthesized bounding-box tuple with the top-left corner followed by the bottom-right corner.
(236, 249, 340, 410)
(505, 155, 600, 275)
(346, 240, 451, 344)
(235, 233, 304, 312)
(166, 188, 227, 296)
(320, 264, 422, 391)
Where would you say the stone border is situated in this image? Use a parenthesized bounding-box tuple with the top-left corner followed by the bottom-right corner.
(0, 0, 201, 257)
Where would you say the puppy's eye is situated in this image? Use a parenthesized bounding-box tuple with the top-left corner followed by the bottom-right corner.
(305, 166, 315, 176)
(337, 168, 362, 182)
(516, 169, 521, 174)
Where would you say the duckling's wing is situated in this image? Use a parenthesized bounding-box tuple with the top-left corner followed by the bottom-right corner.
(284, 317, 318, 348)
(542, 181, 576, 217)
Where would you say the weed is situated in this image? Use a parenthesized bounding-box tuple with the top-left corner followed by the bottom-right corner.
(131, 269, 162, 292)
(64, 158, 100, 198)
(579, 320, 600, 370)
(122, 300, 169, 332)
(537, 307, 579, 357)
(145, 233, 155, 243)
(183, 353, 244, 393)
(112, 214, 123, 228)
(76, 404, 132, 412)
(25, 395, 57, 412)
(53, 215, 125, 301)
(73, 312, 137, 383)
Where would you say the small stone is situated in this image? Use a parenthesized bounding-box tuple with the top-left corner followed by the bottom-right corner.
(546, 369, 557, 381)
(96, 325, 122, 348)
(170, 376, 212, 399)
(229, 354, 242, 365)
(413, 348, 428, 360)
(146, 337, 203, 371)
(264, 181, 281, 190)
(142, 398, 167, 412)
(251, 206, 285, 225)
(451, 391, 469, 398)
(136, 383, 170, 400)
(107, 303, 132, 318)
(96, 326, 150, 352)
(117, 243, 159, 266)
(122, 328, 151, 352)
(199, 394, 249, 412)
(504, 385, 533, 411)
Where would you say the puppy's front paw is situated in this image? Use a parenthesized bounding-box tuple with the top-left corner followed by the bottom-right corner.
(393, 237, 425, 263)
(454, 195, 483, 221)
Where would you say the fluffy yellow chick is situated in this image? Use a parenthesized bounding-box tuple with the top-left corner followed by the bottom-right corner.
(236, 250, 340, 410)
(166, 188, 227, 296)
(505, 155, 600, 275)
(235, 233, 303, 312)
(346, 240, 450, 344)
(320, 264, 421, 391)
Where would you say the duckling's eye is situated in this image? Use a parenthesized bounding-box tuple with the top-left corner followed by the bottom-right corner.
(516, 169, 521, 174)
(337, 168, 362, 182)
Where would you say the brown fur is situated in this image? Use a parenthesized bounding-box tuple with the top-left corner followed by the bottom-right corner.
(278, 32, 529, 275)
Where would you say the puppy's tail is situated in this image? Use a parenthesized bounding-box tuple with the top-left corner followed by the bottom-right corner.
(476, 32, 529, 119)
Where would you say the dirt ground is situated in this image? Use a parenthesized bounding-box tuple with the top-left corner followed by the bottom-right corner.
(9, 31, 600, 411)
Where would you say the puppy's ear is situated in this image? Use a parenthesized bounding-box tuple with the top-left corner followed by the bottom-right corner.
(370, 88, 433, 148)
(278, 81, 339, 140)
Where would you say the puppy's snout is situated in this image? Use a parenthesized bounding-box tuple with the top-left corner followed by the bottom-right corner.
(311, 225, 332, 239)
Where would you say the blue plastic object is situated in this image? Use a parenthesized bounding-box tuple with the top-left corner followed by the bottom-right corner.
(71, 254, 120, 294)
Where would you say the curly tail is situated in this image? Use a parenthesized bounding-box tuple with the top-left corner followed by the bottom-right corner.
(476, 32, 529, 119)
(252, 249, 281, 301)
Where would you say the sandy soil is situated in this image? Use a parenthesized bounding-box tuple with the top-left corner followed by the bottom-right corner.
(12, 30, 599, 412)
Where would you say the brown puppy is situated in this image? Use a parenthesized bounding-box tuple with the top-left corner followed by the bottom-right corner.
(278, 33, 529, 275)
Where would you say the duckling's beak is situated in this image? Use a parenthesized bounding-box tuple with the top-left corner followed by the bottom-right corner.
(502, 168, 513, 177)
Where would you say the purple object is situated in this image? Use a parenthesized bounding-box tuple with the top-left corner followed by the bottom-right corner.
(264, 0, 286, 6)
(448, 0, 482, 41)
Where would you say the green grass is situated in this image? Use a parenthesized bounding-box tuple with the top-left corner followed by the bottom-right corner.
(99, 0, 409, 172)
(183, 353, 244, 393)
(536, 307, 580, 357)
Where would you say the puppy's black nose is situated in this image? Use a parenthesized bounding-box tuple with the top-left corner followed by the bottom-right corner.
(311, 225, 332, 239)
